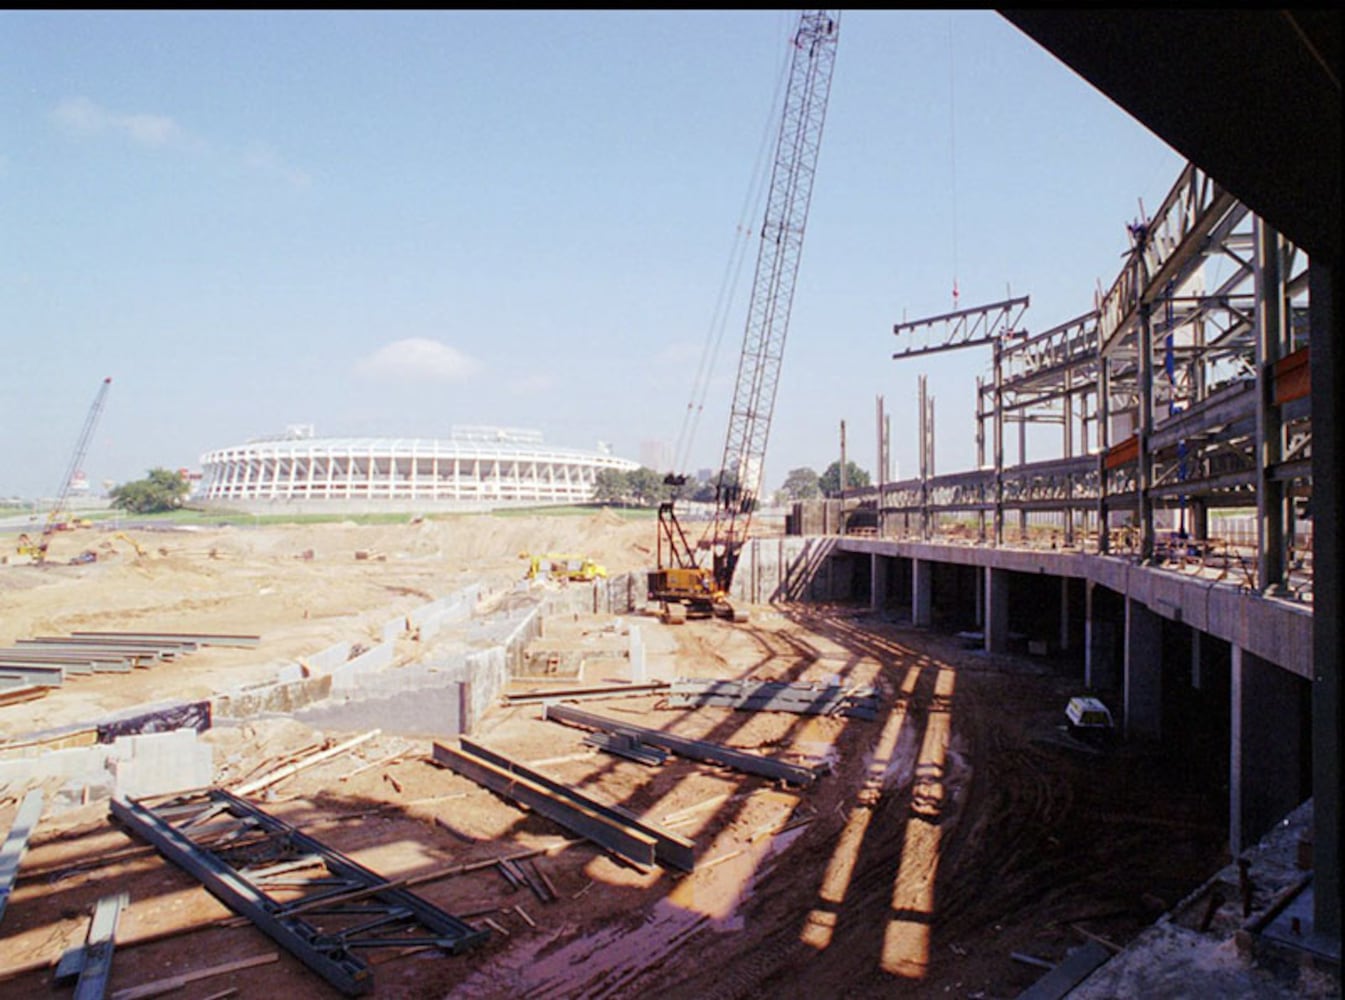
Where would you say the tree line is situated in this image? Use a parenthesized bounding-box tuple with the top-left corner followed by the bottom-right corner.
(592, 460, 870, 508)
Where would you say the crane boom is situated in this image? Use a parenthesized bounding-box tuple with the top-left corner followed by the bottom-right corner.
(651, 10, 838, 621)
(711, 10, 838, 592)
(29, 377, 112, 562)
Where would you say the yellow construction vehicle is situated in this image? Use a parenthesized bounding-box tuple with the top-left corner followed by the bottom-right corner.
(113, 532, 147, 557)
(521, 552, 608, 583)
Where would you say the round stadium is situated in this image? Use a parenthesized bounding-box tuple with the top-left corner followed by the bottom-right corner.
(196, 425, 640, 512)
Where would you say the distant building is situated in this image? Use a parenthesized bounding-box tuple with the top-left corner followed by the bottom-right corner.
(638, 440, 672, 473)
(198, 426, 639, 511)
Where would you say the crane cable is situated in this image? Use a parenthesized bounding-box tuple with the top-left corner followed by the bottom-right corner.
(948, 14, 960, 310)
(671, 13, 796, 485)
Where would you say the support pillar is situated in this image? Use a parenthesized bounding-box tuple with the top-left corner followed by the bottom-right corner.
(912, 558, 932, 628)
(1084, 582, 1118, 690)
(629, 625, 646, 684)
(984, 567, 1008, 653)
(1059, 577, 1071, 652)
(1123, 598, 1162, 741)
(1230, 646, 1306, 854)
(1191, 627, 1203, 691)
(974, 566, 984, 628)
(870, 553, 888, 612)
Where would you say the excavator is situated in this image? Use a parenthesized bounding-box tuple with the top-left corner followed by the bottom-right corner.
(648, 10, 839, 624)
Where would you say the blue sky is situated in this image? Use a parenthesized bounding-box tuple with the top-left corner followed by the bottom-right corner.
(1, 10, 1183, 501)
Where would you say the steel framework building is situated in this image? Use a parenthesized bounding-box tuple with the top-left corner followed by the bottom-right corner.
(872, 162, 1313, 599)
(197, 427, 639, 507)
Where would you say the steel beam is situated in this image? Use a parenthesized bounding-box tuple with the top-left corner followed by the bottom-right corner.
(456, 738, 694, 872)
(72, 631, 261, 648)
(110, 789, 485, 997)
(543, 703, 818, 787)
(72, 892, 128, 1000)
(431, 741, 662, 871)
(0, 790, 44, 927)
(667, 678, 880, 721)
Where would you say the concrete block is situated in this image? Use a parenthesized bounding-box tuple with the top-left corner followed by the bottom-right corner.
(109, 729, 213, 800)
(331, 640, 395, 692)
(305, 641, 352, 675)
(381, 617, 406, 642)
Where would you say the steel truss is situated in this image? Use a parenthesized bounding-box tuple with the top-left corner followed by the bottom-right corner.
(876, 161, 1312, 593)
(111, 789, 487, 997)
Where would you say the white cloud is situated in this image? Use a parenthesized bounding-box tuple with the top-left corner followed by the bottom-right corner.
(52, 96, 184, 147)
(355, 338, 481, 383)
(243, 145, 312, 189)
(50, 98, 310, 188)
(509, 373, 556, 395)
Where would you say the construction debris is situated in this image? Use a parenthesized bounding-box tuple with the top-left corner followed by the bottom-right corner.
(231, 729, 381, 796)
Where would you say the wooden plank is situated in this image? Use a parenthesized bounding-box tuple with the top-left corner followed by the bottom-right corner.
(232, 730, 380, 796)
(109, 953, 279, 1000)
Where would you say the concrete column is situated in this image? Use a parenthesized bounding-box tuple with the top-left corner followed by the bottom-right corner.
(629, 625, 646, 684)
(1190, 628, 1203, 691)
(974, 566, 984, 628)
(1123, 598, 1163, 742)
(1059, 577, 1071, 652)
(1230, 646, 1306, 854)
(984, 567, 1009, 653)
(912, 558, 932, 627)
(869, 554, 888, 612)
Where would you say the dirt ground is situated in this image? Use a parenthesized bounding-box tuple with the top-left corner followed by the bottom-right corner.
(0, 514, 1229, 999)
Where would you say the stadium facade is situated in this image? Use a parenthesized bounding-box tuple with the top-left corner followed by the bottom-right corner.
(197, 426, 639, 511)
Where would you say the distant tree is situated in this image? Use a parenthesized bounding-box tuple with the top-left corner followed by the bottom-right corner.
(592, 468, 631, 504)
(819, 460, 871, 494)
(109, 467, 191, 514)
(627, 467, 674, 506)
(780, 466, 821, 501)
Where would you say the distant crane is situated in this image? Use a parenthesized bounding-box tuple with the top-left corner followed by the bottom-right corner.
(17, 377, 113, 564)
(650, 10, 839, 621)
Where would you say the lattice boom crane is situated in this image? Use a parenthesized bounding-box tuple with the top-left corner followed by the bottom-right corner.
(651, 10, 839, 622)
(19, 376, 112, 564)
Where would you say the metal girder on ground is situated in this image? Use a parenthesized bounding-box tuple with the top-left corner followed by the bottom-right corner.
(71, 630, 261, 648)
(54, 891, 128, 1000)
(582, 731, 668, 766)
(110, 789, 486, 997)
(500, 680, 670, 706)
(435, 738, 694, 872)
(668, 678, 880, 721)
(0, 789, 44, 927)
(543, 703, 819, 787)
